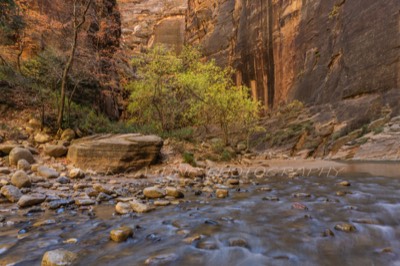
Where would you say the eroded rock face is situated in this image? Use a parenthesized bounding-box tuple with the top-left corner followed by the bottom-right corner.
(118, 0, 187, 53)
(67, 134, 163, 174)
(186, 0, 399, 108)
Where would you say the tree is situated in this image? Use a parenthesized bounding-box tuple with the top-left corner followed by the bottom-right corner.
(0, 0, 25, 45)
(57, 0, 92, 129)
(127, 45, 260, 144)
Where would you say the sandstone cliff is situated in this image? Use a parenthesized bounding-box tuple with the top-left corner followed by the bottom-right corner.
(185, 0, 400, 108)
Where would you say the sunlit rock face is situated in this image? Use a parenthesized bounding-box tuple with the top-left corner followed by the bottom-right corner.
(117, 0, 187, 53)
(186, 0, 400, 108)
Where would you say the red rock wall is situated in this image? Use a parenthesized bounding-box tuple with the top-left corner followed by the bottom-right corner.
(186, 0, 400, 108)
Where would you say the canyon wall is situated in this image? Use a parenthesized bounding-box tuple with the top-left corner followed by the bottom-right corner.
(185, 0, 400, 108)
(118, 0, 187, 54)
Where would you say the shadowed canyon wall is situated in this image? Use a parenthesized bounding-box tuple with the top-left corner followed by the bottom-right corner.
(185, 0, 399, 108)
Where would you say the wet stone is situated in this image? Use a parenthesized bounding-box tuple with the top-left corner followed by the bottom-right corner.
(322, 229, 335, 237)
(197, 240, 218, 250)
(41, 248, 77, 266)
(334, 223, 357, 232)
(17, 159, 31, 171)
(228, 238, 250, 248)
(115, 202, 132, 214)
(216, 189, 229, 198)
(262, 196, 280, 201)
(145, 253, 178, 265)
(338, 181, 351, 187)
(292, 202, 309, 210)
(48, 199, 74, 210)
(293, 193, 311, 198)
(110, 226, 133, 242)
(130, 200, 155, 213)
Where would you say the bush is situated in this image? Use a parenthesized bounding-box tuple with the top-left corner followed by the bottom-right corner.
(127, 45, 260, 145)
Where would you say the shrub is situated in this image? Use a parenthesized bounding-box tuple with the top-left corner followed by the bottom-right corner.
(127, 45, 260, 145)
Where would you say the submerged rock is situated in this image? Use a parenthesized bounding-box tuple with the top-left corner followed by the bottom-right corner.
(67, 134, 163, 174)
(216, 189, 229, 198)
(41, 248, 77, 266)
(145, 253, 178, 265)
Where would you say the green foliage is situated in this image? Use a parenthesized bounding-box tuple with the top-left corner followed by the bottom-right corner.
(127, 45, 260, 145)
(0, 0, 25, 44)
(182, 152, 196, 166)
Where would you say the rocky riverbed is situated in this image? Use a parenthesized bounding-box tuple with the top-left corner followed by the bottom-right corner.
(0, 152, 399, 265)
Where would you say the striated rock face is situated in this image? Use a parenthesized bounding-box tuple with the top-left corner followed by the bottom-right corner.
(67, 134, 163, 174)
(186, 0, 400, 108)
(117, 0, 187, 53)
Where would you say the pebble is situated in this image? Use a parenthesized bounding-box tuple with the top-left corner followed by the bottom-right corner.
(41, 248, 77, 266)
(110, 226, 133, 242)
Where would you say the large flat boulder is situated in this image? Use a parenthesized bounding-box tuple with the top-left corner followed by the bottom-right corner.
(67, 134, 163, 174)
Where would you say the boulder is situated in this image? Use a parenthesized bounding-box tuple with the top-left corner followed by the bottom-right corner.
(115, 202, 132, 214)
(0, 143, 21, 155)
(67, 134, 163, 174)
(130, 200, 155, 213)
(9, 147, 35, 166)
(0, 185, 22, 202)
(11, 170, 31, 188)
(44, 144, 68, 158)
(41, 249, 77, 266)
(18, 194, 46, 207)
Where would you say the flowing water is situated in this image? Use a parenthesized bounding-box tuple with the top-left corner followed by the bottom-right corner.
(1, 162, 400, 266)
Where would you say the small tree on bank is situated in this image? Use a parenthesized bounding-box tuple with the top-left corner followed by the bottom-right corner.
(127, 45, 260, 145)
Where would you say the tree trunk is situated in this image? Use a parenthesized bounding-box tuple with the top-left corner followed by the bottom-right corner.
(57, 0, 92, 129)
